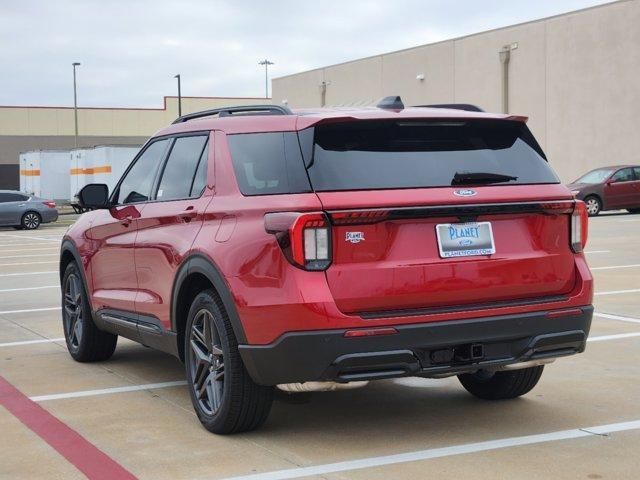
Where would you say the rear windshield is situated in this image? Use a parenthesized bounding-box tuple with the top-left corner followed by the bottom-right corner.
(305, 120, 559, 191)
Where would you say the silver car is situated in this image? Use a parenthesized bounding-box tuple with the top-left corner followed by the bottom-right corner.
(0, 190, 59, 230)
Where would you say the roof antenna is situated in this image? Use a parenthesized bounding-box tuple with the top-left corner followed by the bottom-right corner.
(376, 96, 404, 110)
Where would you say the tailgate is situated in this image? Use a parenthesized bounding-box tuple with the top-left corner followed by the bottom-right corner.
(319, 188, 577, 315)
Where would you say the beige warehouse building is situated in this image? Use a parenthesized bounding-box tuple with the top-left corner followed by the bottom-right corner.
(0, 96, 266, 189)
(273, 0, 640, 182)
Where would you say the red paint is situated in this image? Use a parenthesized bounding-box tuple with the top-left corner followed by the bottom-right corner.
(63, 106, 594, 348)
(0, 375, 137, 480)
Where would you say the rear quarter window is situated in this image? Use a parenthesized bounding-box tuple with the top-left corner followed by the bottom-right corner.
(227, 132, 311, 196)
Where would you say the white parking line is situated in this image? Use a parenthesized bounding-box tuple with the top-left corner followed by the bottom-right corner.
(0, 247, 58, 253)
(0, 337, 65, 347)
(584, 250, 611, 254)
(0, 254, 58, 259)
(0, 234, 61, 242)
(591, 264, 640, 271)
(0, 261, 57, 267)
(0, 242, 56, 247)
(29, 381, 188, 402)
(587, 332, 640, 342)
(0, 307, 60, 315)
(0, 285, 58, 293)
(0, 271, 57, 277)
(595, 289, 640, 296)
(217, 420, 640, 480)
(594, 312, 640, 324)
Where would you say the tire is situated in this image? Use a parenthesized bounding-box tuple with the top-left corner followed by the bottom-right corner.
(627, 208, 640, 214)
(458, 366, 544, 400)
(21, 211, 41, 230)
(583, 196, 601, 216)
(185, 289, 273, 434)
(62, 262, 117, 362)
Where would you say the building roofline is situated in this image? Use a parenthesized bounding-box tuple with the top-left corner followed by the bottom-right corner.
(274, 0, 623, 80)
(0, 95, 271, 112)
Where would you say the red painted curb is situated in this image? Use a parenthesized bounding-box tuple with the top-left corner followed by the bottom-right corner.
(0, 375, 137, 480)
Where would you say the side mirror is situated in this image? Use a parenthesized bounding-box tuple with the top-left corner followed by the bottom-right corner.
(78, 183, 110, 209)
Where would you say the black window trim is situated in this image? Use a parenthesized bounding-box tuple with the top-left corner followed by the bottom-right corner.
(110, 130, 210, 207)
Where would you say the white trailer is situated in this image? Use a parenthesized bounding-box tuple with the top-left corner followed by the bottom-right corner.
(69, 146, 140, 202)
(19, 150, 70, 201)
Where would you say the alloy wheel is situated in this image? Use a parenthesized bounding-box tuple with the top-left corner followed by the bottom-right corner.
(585, 198, 600, 215)
(63, 274, 83, 349)
(189, 309, 225, 415)
(23, 212, 40, 229)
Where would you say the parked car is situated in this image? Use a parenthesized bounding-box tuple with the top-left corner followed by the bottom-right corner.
(60, 99, 593, 434)
(0, 190, 58, 229)
(567, 165, 640, 216)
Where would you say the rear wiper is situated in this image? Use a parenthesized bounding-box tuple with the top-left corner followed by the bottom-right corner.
(451, 171, 518, 186)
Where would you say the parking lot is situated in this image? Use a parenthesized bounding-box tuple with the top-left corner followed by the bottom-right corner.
(0, 213, 639, 480)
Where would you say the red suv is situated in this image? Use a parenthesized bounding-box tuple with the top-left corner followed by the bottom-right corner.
(60, 99, 593, 434)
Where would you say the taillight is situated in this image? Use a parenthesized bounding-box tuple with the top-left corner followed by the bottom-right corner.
(571, 200, 588, 253)
(265, 212, 331, 270)
(43, 201, 56, 208)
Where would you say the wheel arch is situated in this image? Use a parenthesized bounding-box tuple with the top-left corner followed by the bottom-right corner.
(171, 253, 247, 362)
(60, 239, 94, 312)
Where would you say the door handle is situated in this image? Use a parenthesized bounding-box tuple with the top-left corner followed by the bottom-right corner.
(178, 207, 198, 222)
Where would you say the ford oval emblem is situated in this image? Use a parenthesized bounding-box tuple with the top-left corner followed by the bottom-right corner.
(454, 189, 477, 197)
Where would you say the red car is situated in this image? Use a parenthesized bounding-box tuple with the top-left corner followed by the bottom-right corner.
(60, 99, 593, 434)
(567, 165, 640, 216)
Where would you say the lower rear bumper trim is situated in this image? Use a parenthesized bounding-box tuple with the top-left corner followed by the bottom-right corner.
(239, 306, 593, 385)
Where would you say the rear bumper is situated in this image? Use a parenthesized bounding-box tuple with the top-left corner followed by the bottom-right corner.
(41, 209, 59, 223)
(239, 306, 593, 386)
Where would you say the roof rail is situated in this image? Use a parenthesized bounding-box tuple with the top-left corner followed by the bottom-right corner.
(172, 104, 293, 124)
(415, 103, 484, 112)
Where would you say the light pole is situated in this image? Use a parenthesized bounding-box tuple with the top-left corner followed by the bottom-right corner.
(72, 62, 81, 148)
(174, 74, 182, 117)
(258, 59, 274, 99)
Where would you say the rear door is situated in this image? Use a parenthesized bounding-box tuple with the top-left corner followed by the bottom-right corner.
(89, 138, 169, 315)
(304, 119, 577, 315)
(134, 133, 212, 330)
(605, 168, 636, 209)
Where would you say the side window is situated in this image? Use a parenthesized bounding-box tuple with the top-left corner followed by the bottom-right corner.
(189, 142, 209, 197)
(633, 167, 640, 180)
(116, 139, 169, 204)
(156, 136, 208, 201)
(227, 132, 310, 196)
(611, 168, 634, 183)
(2, 193, 27, 202)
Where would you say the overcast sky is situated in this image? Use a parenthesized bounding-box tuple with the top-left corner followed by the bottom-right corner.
(0, 0, 613, 108)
